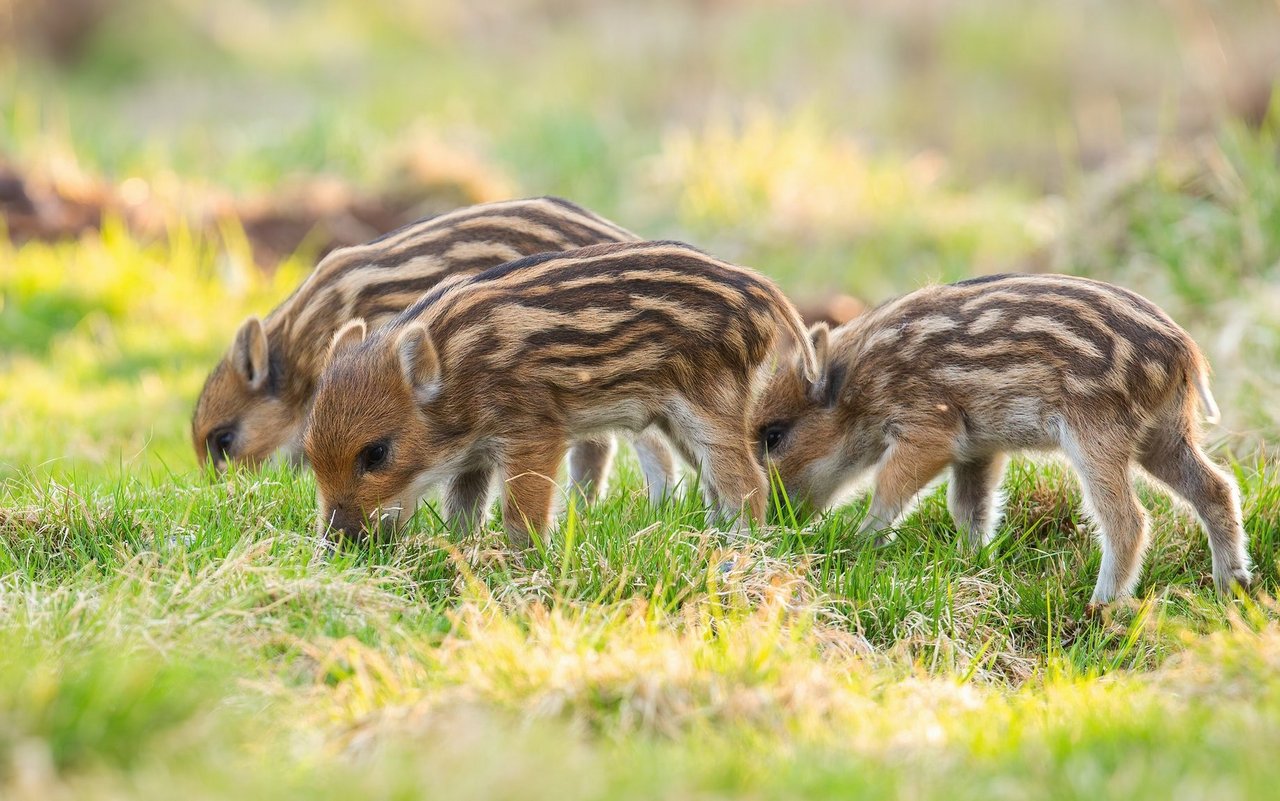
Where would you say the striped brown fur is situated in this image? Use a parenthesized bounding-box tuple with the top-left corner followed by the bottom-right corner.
(752, 273, 1250, 610)
(191, 197, 676, 502)
(303, 240, 818, 548)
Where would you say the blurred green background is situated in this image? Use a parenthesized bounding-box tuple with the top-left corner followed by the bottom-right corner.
(2, 0, 1279, 476)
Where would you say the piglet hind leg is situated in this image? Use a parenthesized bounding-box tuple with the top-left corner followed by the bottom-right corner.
(567, 435, 616, 505)
(947, 453, 1010, 551)
(632, 428, 679, 505)
(1139, 429, 1252, 595)
(1062, 431, 1149, 611)
(858, 437, 954, 547)
(500, 437, 569, 551)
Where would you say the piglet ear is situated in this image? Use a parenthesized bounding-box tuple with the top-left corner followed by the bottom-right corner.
(806, 322, 831, 402)
(396, 324, 441, 405)
(327, 319, 367, 365)
(231, 317, 270, 392)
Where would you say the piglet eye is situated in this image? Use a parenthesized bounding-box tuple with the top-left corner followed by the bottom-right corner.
(359, 442, 389, 472)
(760, 422, 789, 452)
(210, 429, 235, 458)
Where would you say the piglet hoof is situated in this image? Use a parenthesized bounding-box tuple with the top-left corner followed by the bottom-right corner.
(505, 530, 533, 552)
(719, 519, 754, 542)
(1213, 565, 1254, 596)
(311, 537, 339, 560)
(962, 536, 995, 560)
(871, 532, 896, 549)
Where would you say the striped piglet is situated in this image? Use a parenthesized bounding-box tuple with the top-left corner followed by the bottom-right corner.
(304, 241, 818, 548)
(752, 273, 1251, 611)
(191, 197, 676, 501)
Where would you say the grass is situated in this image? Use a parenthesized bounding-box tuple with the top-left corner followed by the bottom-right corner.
(3, 141, 1280, 801)
(3, 1, 1280, 797)
(0, 461, 1278, 799)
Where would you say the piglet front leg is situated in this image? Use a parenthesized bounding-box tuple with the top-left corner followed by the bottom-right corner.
(857, 436, 953, 547)
(500, 435, 569, 550)
(443, 465, 496, 535)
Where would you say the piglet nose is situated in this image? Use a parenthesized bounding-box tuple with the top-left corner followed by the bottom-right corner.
(320, 506, 368, 543)
(201, 457, 227, 483)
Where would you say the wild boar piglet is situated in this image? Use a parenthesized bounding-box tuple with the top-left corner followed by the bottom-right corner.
(304, 240, 818, 549)
(190, 196, 676, 501)
(753, 273, 1251, 610)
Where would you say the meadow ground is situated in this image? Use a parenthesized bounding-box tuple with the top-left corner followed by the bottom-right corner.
(2, 2, 1280, 798)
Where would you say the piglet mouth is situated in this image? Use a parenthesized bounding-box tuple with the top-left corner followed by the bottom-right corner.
(198, 459, 227, 480)
(766, 486, 816, 523)
(347, 505, 405, 542)
(318, 506, 396, 544)
(371, 506, 404, 537)
(266, 447, 306, 470)
(207, 453, 271, 478)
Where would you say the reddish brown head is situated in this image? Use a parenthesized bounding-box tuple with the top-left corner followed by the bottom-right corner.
(303, 319, 449, 542)
(752, 323, 861, 514)
(192, 317, 302, 471)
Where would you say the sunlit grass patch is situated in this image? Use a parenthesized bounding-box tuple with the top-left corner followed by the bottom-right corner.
(0, 220, 307, 478)
(295, 596, 865, 746)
